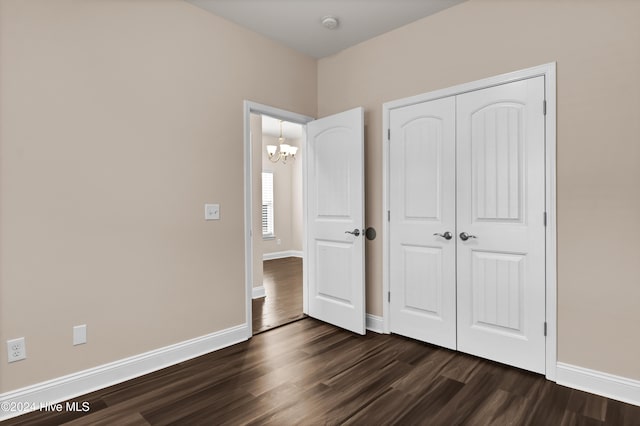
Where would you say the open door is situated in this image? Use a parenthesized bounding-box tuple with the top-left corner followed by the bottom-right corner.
(306, 107, 365, 335)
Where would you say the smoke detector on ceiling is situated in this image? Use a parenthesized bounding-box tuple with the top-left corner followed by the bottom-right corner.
(321, 16, 339, 30)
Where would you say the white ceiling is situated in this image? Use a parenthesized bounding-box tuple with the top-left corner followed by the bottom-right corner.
(186, 0, 467, 58)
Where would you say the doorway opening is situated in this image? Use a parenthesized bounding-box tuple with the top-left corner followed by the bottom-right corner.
(242, 101, 315, 338)
(244, 102, 367, 338)
(251, 114, 305, 334)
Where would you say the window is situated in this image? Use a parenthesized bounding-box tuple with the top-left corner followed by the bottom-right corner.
(262, 171, 274, 238)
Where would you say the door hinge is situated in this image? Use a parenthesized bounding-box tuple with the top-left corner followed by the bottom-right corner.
(543, 212, 547, 227)
(543, 100, 547, 116)
(388, 291, 391, 303)
(387, 128, 391, 140)
(387, 210, 391, 222)
(544, 322, 548, 336)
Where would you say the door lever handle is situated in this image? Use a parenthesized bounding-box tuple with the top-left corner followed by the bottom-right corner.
(433, 231, 453, 240)
(459, 232, 477, 241)
(345, 229, 361, 237)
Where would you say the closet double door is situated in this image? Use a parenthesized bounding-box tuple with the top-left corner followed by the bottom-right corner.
(389, 77, 546, 374)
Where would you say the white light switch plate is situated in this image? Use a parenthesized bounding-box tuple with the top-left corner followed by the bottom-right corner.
(205, 203, 220, 220)
(73, 325, 87, 346)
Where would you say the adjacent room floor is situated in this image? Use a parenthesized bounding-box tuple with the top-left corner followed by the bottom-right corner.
(5, 318, 640, 425)
(252, 257, 304, 334)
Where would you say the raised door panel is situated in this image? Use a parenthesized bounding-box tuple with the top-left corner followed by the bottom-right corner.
(402, 245, 442, 316)
(315, 128, 351, 218)
(471, 104, 524, 223)
(472, 251, 524, 334)
(403, 118, 442, 220)
(315, 240, 353, 305)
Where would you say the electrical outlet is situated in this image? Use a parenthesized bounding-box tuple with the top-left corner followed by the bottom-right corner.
(7, 338, 26, 363)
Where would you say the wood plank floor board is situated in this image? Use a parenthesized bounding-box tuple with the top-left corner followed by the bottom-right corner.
(292, 339, 390, 391)
(321, 361, 415, 425)
(5, 318, 640, 425)
(65, 411, 151, 426)
(493, 363, 547, 402)
(601, 399, 640, 426)
(243, 383, 336, 425)
(392, 375, 466, 425)
(439, 350, 484, 384)
(252, 333, 364, 391)
(393, 339, 440, 366)
(523, 380, 575, 425)
(560, 411, 606, 426)
(149, 389, 256, 426)
(321, 339, 409, 387)
(340, 388, 418, 425)
(464, 388, 530, 426)
(390, 347, 458, 395)
(566, 388, 609, 421)
(212, 383, 303, 426)
(428, 370, 502, 424)
(140, 381, 252, 425)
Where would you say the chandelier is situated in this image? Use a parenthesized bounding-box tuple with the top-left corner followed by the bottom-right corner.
(266, 120, 298, 164)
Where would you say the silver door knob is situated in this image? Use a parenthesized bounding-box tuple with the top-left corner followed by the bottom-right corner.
(459, 232, 477, 241)
(433, 231, 453, 240)
(345, 229, 361, 237)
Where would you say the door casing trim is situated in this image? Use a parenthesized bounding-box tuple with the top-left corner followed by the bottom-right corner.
(242, 101, 314, 339)
(381, 62, 557, 380)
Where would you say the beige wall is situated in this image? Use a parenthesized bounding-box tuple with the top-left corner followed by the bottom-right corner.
(0, 0, 316, 392)
(318, 0, 640, 380)
(261, 134, 303, 255)
(250, 114, 263, 288)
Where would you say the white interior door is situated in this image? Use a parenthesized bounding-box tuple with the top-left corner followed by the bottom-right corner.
(389, 97, 457, 349)
(456, 77, 546, 373)
(306, 107, 365, 335)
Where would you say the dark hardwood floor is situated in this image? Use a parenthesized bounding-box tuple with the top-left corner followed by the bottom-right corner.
(5, 318, 640, 425)
(252, 257, 304, 334)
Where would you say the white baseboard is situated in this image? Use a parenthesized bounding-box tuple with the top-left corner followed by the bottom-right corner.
(556, 362, 640, 406)
(263, 250, 303, 261)
(366, 314, 384, 334)
(0, 324, 249, 421)
(252, 285, 266, 299)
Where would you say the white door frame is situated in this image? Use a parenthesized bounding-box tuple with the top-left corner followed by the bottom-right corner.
(381, 63, 558, 380)
(242, 101, 314, 340)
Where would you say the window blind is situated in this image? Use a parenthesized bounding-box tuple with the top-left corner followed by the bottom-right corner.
(262, 171, 274, 237)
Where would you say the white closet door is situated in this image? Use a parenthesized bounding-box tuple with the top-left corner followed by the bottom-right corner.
(389, 97, 457, 349)
(456, 77, 546, 373)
